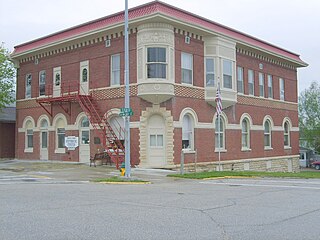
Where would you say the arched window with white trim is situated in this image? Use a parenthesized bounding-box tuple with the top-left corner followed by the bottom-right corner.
(25, 120, 34, 150)
(215, 117, 225, 150)
(264, 120, 272, 148)
(284, 120, 291, 148)
(55, 118, 66, 151)
(241, 118, 250, 150)
(182, 114, 194, 150)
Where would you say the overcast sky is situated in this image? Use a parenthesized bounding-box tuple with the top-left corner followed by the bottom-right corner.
(1, 0, 319, 93)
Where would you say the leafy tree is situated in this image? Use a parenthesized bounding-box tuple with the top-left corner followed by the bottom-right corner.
(298, 81, 320, 152)
(0, 44, 16, 111)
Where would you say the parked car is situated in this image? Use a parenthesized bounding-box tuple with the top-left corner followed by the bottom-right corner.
(311, 161, 320, 170)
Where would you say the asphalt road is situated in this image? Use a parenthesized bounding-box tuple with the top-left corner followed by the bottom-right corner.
(1, 172, 320, 240)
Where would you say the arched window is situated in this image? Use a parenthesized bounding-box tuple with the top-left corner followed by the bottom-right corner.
(241, 118, 250, 150)
(182, 114, 194, 150)
(215, 117, 225, 150)
(264, 120, 272, 148)
(25, 120, 33, 149)
(284, 121, 290, 147)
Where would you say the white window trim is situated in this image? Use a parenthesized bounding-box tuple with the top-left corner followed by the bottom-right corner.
(146, 46, 168, 80)
(222, 59, 233, 89)
(259, 72, 264, 97)
(38, 70, 46, 97)
(248, 69, 254, 96)
(111, 54, 120, 86)
(205, 57, 215, 87)
(241, 118, 251, 150)
(237, 66, 244, 93)
(264, 119, 272, 149)
(215, 116, 226, 152)
(267, 75, 273, 99)
(279, 78, 285, 101)
(181, 52, 193, 85)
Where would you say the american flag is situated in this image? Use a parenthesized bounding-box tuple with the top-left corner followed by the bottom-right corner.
(215, 83, 222, 115)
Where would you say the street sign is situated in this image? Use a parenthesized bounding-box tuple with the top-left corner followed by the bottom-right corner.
(119, 107, 133, 117)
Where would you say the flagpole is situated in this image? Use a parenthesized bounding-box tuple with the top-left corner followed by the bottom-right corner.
(218, 113, 221, 171)
(216, 82, 222, 171)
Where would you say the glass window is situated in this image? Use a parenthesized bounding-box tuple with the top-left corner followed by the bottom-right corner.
(280, 78, 285, 101)
(237, 66, 244, 93)
(182, 114, 193, 149)
(81, 117, 90, 128)
(267, 75, 273, 98)
(55, 73, 61, 86)
(181, 52, 193, 84)
(205, 58, 215, 87)
(259, 73, 264, 97)
(81, 130, 90, 144)
(41, 132, 48, 148)
(284, 121, 290, 147)
(264, 120, 271, 148)
(150, 134, 163, 147)
(241, 118, 250, 149)
(223, 59, 232, 89)
(215, 117, 225, 149)
(39, 71, 46, 96)
(248, 70, 254, 95)
(26, 74, 32, 98)
(82, 68, 88, 82)
(57, 128, 65, 148)
(111, 54, 120, 85)
(147, 47, 166, 79)
(27, 129, 33, 148)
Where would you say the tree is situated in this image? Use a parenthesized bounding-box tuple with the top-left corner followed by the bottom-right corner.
(0, 44, 16, 111)
(298, 81, 320, 152)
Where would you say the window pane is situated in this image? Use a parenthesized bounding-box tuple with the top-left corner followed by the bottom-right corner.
(39, 71, 46, 96)
(284, 135, 289, 146)
(27, 135, 33, 148)
(81, 117, 90, 127)
(264, 135, 270, 147)
(57, 128, 65, 148)
(55, 73, 61, 86)
(42, 132, 48, 148)
(81, 130, 90, 144)
(147, 63, 166, 78)
(248, 70, 254, 95)
(82, 68, 88, 82)
(259, 73, 264, 97)
(268, 75, 273, 98)
(223, 60, 233, 89)
(242, 133, 248, 147)
(182, 69, 192, 84)
(111, 55, 120, 85)
(150, 135, 156, 147)
(157, 135, 163, 147)
(147, 48, 166, 62)
(26, 74, 32, 98)
(182, 53, 193, 84)
(206, 58, 215, 86)
(237, 67, 244, 93)
(182, 140, 190, 149)
(280, 78, 285, 100)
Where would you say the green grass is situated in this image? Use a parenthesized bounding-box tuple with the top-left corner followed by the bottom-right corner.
(168, 170, 320, 179)
(93, 176, 149, 183)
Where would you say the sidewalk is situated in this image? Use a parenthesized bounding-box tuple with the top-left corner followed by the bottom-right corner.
(0, 159, 177, 183)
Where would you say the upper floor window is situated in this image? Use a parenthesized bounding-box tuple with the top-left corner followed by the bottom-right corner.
(25, 74, 32, 98)
(280, 78, 285, 101)
(55, 72, 61, 86)
(147, 47, 166, 79)
(264, 120, 272, 148)
(223, 59, 232, 89)
(237, 66, 244, 93)
(111, 54, 120, 85)
(248, 69, 254, 95)
(259, 72, 264, 97)
(267, 75, 273, 98)
(205, 58, 215, 87)
(39, 71, 46, 96)
(82, 68, 88, 82)
(241, 118, 250, 150)
(182, 114, 194, 150)
(181, 52, 193, 84)
(284, 121, 290, 147)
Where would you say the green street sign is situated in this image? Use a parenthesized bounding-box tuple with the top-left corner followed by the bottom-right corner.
(119, 111, 133, 117)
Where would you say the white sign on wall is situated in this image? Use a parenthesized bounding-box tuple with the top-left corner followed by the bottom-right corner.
(65, 136, 79, 150)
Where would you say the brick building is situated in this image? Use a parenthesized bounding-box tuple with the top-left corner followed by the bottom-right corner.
(0, 104, 16, 159)
(11, 1, 307, 171)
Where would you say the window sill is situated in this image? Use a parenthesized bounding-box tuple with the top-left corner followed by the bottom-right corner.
(264, 147, 273, 151)
(181, 82, 193, 86)
(24, 148, 33, 153)
(215, 148, 227, 153)
(241, 148, 251, 152)
(284, 146, 292, 150)
(55, 148, 66, 154)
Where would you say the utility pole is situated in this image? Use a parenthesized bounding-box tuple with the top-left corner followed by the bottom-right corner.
(124, 0, 131, 177)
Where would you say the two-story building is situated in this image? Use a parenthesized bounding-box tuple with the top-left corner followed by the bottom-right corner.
(11, 1, 307, 171)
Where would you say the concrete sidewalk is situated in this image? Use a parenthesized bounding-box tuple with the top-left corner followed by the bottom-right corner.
(0, 159, 177, 183)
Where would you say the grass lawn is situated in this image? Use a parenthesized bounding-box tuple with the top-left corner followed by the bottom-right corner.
(92, 176, 150, 183)
(168, 170, 320, 179)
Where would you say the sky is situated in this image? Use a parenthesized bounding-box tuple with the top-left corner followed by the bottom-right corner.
(1, 0, 319, 93)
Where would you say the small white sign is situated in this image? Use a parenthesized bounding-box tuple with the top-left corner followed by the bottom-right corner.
(65, 136, 79, 150)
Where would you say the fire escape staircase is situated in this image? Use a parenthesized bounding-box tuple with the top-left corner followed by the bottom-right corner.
(36, 81, 125, 168)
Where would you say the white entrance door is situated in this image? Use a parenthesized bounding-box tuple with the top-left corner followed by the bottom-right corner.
(80, 61, 89, 95)
(147, 115, 166, 168)
(53, 67, 61, 97)
(40, 119, 49, 160)
(79, 116, 90, 164)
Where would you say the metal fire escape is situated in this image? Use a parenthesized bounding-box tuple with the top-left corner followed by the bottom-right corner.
(36, 81, 125, 168)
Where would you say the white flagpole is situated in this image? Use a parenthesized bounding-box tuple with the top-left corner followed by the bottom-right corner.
(218, 112, 221, 171)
